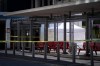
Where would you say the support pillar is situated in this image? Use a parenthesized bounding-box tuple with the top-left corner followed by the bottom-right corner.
(69, 22, 75, 63)
(69, 11, 76, 63)
(90, 8, 94, 66)
(21, 32, 25, 56)
(32, 42, 35, 58)
(5, 19, 11, 55)
(17, 21, 20, 50)
(54, 22, 56, 42)
(21, 27, 25, 56)
(86, 16, 90, 56)
(29, 20, 32, 51)
(30, 20, 35, 58)
(56, 22, 60, 61)
(89, 19, 94, 66)
(32, 22, 36, 58)
(35, 0, 39, 7)
(12, 21, 15, 55)
(11, 20, 16, 56)
(63, 15, 67, 54)
(44, 19, 48, 59)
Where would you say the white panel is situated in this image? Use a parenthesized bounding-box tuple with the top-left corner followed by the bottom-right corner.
(40, 24, 44, 41)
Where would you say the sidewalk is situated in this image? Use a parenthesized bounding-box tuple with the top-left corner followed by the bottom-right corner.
(0, 50, 100, 66)
(0, 54, 87, 66)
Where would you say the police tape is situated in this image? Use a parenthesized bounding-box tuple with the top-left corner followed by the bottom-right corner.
(0, 39, 99, 43)
(10, 36, 39, 38)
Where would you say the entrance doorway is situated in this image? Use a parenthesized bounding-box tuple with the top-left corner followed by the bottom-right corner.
(0, 20, 5, 49)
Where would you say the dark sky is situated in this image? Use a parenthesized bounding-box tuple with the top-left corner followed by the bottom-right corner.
(7, 0, 31, 12)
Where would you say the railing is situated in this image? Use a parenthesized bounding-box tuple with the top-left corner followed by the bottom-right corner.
(0, 39, 100, 66)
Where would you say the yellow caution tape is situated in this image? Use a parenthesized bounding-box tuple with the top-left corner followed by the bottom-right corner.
(0, 39, 99, 43)
(11, 36, 39, 38)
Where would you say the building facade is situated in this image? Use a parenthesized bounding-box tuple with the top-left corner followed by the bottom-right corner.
(0, 1, 100, 65)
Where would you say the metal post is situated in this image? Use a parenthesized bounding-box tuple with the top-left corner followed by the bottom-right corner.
(70, 22, 75, 63)
(54, 23, 56, 41)
(90, 8, 94, 66)
(54, 22, 56, 42)
(89, 19, 94, 66)
(5, 43, 7, 55)
(44, 18, 48, 59)
(5, 19, 11, 55)
(22, 32, 25, 56)
(69, 11, 75, 63)
(29, 19, 32, 51)
(30, 19, 35, 58)
(11, 19, 15, 56)
(13, 29, 16, 56)
(21, 22, 24, 56)
(17, 21, 20, 50)
(13, 44, 15, 56)
(13, 43, 15, 56)
(56, 22, 60, 61)
(63, 15, 67, 54)
(32, 42, 35, 58)
(86, 15, 90, 56)
(32, 23, 36, 58)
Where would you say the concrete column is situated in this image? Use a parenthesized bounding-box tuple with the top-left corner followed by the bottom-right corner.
(17, 21, 20, 50)
(31, 21, 35, 58)
(89, 19, 94, 66)
(29, 20, 32, 51)
(12, 21, 15, 56)
(90, 8, 94, 66)
(32, 42, 35, 58)
(6, 19, 11, 48)
(54, 21, 56, 53)
(21, 25, 25, 56)
(35, 0, 39, 7)
(30, 20, 35, 58)
(63, 15, 67, 54)
(5, 19, 11, 55)
(69, 12, 76, 63)
(69, 22, 75, 63)
(21, 30, 25, 56)
(54, 22, 60, 61)
(86, 16, 90, 56)
(56, 22, 60, 61)
(54, 22, 56, 41)
(44, 19, 49, 59)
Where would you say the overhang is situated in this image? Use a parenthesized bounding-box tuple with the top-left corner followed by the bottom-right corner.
(4, 1, 100, 16)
